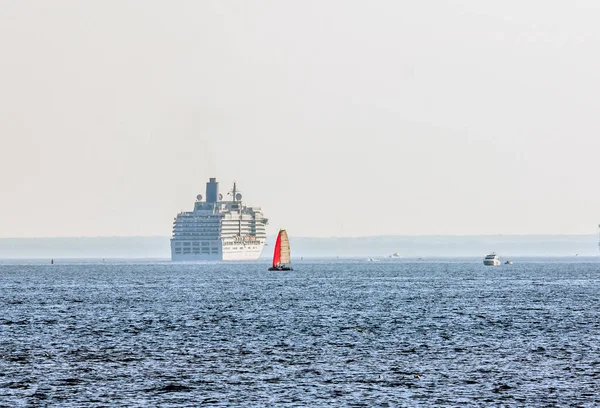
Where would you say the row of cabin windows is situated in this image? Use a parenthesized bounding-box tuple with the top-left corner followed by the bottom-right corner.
(174, 247, 258, 253)
(173, 228, 219, 231)
(174, 222, 219, 225)
(174, 249, 219, 254)
(174, 227, 219, 230)
(173, 239, 264, 247)
(174, 242, 218, 247)
(177, 216, 220, 220)
(175, 220, 220, 223)
(173, 232, 219, 240)
(173, 235, 220, 238)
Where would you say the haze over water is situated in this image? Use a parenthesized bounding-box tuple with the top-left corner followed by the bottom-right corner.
(3, 260, 600, 406)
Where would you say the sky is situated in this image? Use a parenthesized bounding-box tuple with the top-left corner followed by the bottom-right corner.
(1, 1, 600, 238)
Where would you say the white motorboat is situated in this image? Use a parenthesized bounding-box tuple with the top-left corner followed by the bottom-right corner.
(483, 252, 501, 266)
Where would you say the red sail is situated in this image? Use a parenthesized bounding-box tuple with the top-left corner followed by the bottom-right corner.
(272, 231, 282, 267)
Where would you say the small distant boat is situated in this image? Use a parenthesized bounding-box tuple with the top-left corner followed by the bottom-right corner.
(483, 252, 501, 266)
(388, 252, 401, 258)
(51, 259, 54, 265)
(504, 260, 513, 265)
(366, 258, 379, 262)
(268, 229, 293, 271)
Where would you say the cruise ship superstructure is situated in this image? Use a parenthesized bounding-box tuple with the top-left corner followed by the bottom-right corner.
(171, 178, 268, 261)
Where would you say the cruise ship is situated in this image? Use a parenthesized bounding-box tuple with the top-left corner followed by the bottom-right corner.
(171, 178, 268, 261)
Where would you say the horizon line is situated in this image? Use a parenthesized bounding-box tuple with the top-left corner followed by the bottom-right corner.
(0, 233, 598, 240)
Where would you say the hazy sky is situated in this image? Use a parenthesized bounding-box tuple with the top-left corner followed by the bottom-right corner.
(2, 1, 600, 238)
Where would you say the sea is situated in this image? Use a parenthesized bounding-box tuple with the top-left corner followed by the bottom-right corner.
(1, 258, 599, 407)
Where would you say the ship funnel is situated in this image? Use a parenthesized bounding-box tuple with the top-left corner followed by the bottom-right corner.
(206, 178, 219, 203)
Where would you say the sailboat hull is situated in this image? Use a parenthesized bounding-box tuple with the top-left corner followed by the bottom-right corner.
(268, 266, 293, 271)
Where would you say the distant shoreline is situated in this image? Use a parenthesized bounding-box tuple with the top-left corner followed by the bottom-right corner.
(1, 256, 599, 265)
(0, 235, 598, 258)
(1, 233, 595, 239)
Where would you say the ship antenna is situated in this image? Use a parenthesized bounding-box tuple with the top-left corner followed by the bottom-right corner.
(228, 181, 238, 202)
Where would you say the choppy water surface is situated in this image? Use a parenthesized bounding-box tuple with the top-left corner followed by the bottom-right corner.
(2, 260, 600, 406)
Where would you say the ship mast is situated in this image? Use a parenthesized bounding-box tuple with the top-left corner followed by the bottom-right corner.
(228, 181, 242, 204)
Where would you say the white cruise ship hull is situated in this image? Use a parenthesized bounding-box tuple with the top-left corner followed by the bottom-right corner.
(222, 245, 264, 261)
(171, 241, 265, 261)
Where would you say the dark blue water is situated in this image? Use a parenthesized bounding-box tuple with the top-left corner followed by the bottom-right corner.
(2, 260, 600, 406)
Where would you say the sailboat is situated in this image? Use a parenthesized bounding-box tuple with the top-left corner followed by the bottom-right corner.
(268, 229, 293, 271)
